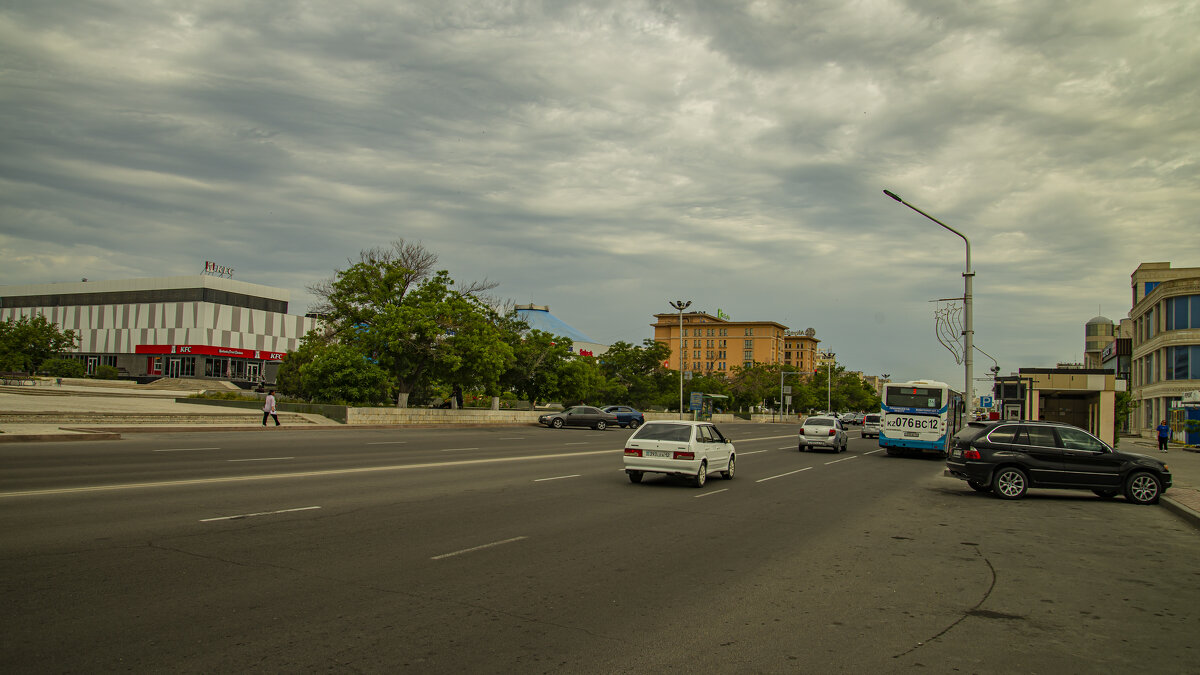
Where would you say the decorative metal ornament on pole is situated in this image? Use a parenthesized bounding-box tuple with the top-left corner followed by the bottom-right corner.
(883, 190, 974, 419)
(669, 300, 691, 420)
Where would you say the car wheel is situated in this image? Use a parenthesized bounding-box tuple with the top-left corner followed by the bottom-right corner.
(628, 419, 640, 430)
(595, 420, 607, 430)
(798, 444, 806, 452)
(992, 467, 1028, 500)
(721, 455, 735, 480)
(551, 418, 564, 429)
(627, 470, 643, 484)
(693, 462, 707, 488)
(1092, 488, 1119, 500)
(967, 479, 990, 493)
(1124, 471, 1162, 505)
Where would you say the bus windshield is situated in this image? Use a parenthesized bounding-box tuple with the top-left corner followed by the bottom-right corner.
(885, 386, 944, 410)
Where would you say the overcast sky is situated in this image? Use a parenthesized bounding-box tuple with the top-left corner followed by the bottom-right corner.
(3, 0, 1198, 389)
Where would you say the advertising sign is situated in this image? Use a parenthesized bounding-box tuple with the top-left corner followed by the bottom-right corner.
(690, 392, 703, 411)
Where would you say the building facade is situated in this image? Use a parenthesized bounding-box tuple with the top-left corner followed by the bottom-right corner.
(1129, 262, 1200, 434)
(651, 311, 820, 374)
(0, 275, 319, 384)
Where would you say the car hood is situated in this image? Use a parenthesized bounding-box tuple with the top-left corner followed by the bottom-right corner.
(1118, 451, 1170, 470)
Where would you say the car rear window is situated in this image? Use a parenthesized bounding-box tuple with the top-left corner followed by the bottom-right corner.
(631, 424, 692, 442)
(806, 418, 833, 426)
(864, 415, 880, 423)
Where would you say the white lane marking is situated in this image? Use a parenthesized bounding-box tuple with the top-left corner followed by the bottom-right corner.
(756, 467, 813, 483)
(695, 488, 729, 498)
(740, 434, 797, 442)
(776, 446, 793, 450)
(825, 456, 858, 465)
(740, 449, 770, 455)
(432, 536, 527, 560)
(534, 474, 581, 482)
(565, 442, 588, 446)
(0, 448, 622, 498)
(439, 447, 480, 452)
(201, 506, 321, 522)
(500, 437, 525, 440)
(366, 441, 407, 445)
(155, 447, 221, 452)
(228, 457, 294, 462)
(865, 449, 882, 455)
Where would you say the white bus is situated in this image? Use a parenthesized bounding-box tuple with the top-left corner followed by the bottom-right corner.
(879, 380, 964, 457)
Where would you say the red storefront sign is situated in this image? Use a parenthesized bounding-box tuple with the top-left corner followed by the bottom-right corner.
(135, 345, 285, 361)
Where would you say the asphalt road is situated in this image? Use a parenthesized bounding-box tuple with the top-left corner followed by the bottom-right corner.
(2, 423, 1198, 673)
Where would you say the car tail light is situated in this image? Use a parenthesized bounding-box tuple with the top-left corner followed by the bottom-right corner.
(624, 448, 642, 457)
(828, 429, 836, 437)
(673, 451, 695, 460)
(964, 447, 981, 460)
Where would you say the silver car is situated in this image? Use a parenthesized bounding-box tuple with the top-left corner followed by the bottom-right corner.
(862, 413, 882, 439)
(798, 415, 848, 453)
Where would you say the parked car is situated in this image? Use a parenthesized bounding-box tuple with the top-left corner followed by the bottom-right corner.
(862, 413, 882, 439)
(623, 420, 735, 487)
(602, 405, 645, 429)
(538, 406, 619, 430)
(946, 420, 1172, 504)
(799, 415, 848, 453)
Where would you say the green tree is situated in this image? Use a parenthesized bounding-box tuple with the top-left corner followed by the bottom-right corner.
(298, 343, 391, 405)
(557, 356, 607, 406)
(0, 315, 78, 372)
(276, 330, 325, 401)
(727, 363, 779, 412)
(502, 329, 574, 408)
(598, 339, 673, 408)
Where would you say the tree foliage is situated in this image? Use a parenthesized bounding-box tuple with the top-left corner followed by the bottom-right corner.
(0, 315, 78, 372)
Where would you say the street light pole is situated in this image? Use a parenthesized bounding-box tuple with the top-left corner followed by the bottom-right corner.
(819, 350, 835, 412)
(883, 189, 974, 419)
(669, 300, 691, 420)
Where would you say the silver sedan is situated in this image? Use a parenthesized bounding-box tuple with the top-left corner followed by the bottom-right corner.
(798, 415, 848, 453)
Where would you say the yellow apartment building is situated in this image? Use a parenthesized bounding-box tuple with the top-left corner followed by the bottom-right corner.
(651, 311, 821, 375)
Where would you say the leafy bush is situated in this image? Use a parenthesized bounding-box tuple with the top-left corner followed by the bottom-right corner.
(94, 364, 120, 380)
(41, 358, 86, 378)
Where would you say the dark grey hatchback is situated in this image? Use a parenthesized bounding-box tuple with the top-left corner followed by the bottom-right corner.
(946, 420, 1171, 505)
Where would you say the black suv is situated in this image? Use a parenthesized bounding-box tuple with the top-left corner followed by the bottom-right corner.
(946, 420, 1171, 504)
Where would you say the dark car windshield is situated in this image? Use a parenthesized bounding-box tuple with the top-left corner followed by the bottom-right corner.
(864, 415, 880, 423)
(632, 424, 691, 442)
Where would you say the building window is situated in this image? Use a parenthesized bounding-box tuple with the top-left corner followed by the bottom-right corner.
(745, 328, 754, 336)
(1166, 345, 1200, 380)
(1166, 295, 1200, 330)
(744, 339, 752, 348)
(744, 349, 753, 360)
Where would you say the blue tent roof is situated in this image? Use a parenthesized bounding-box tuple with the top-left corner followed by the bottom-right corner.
(515, 306, 598, 346)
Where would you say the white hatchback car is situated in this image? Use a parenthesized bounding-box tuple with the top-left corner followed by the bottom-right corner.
(623, 420, 736, 487)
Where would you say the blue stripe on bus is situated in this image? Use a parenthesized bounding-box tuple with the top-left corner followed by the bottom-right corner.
(879, 433, 946, 450)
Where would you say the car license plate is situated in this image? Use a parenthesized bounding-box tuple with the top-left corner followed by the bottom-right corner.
(904, 431, 919, 437)
(951, 448, 961, 458)
(645, 450, 671, 458)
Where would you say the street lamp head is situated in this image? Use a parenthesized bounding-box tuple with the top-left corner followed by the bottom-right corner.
(883, 189, 903, 202)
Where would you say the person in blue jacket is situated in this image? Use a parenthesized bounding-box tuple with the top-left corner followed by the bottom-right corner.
(1156, 419, 1170, 452)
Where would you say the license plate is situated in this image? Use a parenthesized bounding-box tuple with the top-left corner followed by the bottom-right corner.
(951, 448, 961, 458)
(645, 450, 671, 458)
(904, 431, 919, 437)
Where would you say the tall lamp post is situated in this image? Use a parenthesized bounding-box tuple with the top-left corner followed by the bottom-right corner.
(883, 189, 974, 419)
(669, 300, 691, 420)
(819, 350, 835, 412)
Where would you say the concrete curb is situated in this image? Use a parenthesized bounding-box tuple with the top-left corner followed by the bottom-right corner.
(1160, 495, 1200, 531)
(0, 422, 551, 442)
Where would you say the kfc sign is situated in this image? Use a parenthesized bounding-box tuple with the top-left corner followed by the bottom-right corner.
(578, 349, 594, 357)
(203, 260, 235, 278)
